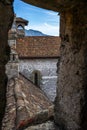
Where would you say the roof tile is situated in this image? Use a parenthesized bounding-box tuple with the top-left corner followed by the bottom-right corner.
(16, 36, 61, 58)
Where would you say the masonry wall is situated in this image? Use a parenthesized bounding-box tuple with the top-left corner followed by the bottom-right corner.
(0, 1, 14, 127)
(19, 58, 58, 102)
(55, 3, 87, 130)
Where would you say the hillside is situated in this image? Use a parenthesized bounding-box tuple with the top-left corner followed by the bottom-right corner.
(25, 29, 48, 36)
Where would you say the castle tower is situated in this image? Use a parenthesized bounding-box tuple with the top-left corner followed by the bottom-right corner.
(7, 14, 19, 79)
(8, 14, 28, 48)
(16, 17, 28, 37)
(6, 14, 28, 79)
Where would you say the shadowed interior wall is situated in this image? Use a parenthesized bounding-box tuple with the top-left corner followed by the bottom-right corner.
(0, 0, 14, 127)
(55, 2, 87, 130)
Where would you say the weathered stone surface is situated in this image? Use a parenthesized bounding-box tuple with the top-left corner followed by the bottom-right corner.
(1, 0, 13, 5)
(22, 0, 84, 12)
(15, 74, 54, 129)
(2, 79, 16, 130)
(25, 121, 59, 130)
(19, 59, 58, 102)
(55, 2, 87, 130)
(0, 0, 14, 127)
(0, 1, 87, 130)
(6, 61, 19, 79)
(2, 74, 54, 130)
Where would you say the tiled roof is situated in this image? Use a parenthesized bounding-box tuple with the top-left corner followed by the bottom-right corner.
(2, 74, 54, 130)
(16, 36, 61, 58)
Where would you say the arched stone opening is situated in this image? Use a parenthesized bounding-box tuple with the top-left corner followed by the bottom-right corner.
(0, 1, 87, 130)
(17, 24, 25, 37)
(31, 70, 42, 87)
(17, 24, 24, 30)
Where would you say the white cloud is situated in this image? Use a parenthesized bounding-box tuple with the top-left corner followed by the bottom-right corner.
(45, 11, 58, 16)
(25, 23, 59, 36)
(44, 11, 60, 23)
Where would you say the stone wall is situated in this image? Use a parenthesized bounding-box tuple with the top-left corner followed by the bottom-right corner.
(2, 74, 54, 130)
(0, 1, 87, 130)
(0, 0, 14, 127)
(19, 58, 58, 102)
(55, 2, 87, 130)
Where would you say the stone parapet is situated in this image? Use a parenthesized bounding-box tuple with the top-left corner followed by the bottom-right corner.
(2, 79, 16, 130)
(5, 61, 19, 80)
(2, 74, 54, 130)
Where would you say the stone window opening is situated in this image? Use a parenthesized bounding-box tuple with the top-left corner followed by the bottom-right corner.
(17, 24, 25, 37)
(31, 70, 42, 87)
(10, 53, 19, 62)
(34, 72, 38, 86)
(17, 25, 24, 30)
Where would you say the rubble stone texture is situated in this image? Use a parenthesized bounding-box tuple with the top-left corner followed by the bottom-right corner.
(0, 0, 14, 127)
(0, 0, 87, 130)
(2, 74, 54, 130)
(19, 59, 58, 102)
(55, 3, 87, 130)
(25, 121, 59, 130)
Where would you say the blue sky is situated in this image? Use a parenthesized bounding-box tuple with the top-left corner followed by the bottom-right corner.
(13, 0, 60, 36)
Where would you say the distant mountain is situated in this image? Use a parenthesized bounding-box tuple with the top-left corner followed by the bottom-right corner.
(25, 29, 48, 36)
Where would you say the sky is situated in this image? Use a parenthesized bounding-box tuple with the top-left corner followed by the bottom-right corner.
(13, 0, 60, 36)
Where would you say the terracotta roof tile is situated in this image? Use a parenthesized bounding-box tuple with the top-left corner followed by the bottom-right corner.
(16, 36, 61, 58)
